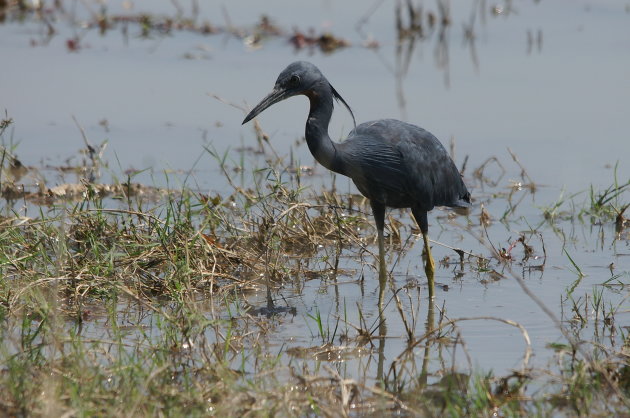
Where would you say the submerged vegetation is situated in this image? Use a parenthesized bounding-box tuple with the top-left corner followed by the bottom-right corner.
(1, 112, 628, 415)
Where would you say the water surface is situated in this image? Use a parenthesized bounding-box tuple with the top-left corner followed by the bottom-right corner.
(1, 0, 628, 386)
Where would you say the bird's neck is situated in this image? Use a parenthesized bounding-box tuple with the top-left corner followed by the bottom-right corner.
(305, 89, 344, 175)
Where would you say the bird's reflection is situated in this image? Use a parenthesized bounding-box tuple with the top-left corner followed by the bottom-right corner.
(419, 298, 435, 386)
(376, 285, 436, 387)
(376, 309, 387, 383)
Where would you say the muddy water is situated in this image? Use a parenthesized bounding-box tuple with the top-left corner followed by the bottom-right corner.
(1, 0, 628, 383)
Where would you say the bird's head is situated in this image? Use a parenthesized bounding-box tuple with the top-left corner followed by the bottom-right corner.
(242, 61, 355, 126)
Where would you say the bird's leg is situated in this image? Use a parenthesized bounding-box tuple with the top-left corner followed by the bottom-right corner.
(377, 226, 387, 307)
(371, 201, 387, 313)
(412, 208, 435, 299)
(422, 231, 435, 299)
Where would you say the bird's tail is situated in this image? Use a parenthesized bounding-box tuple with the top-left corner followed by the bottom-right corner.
(452, 191, 472, 214)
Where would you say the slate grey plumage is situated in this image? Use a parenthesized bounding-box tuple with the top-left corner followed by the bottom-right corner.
(243, 61, 470, 302)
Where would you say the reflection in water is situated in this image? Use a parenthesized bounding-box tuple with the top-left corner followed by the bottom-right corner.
(419, 301, 435, 387)
(1, 1, 628, 413)
(357, 0, 459, 118)
(526, 28, 543, 54)
(376, 310, 387, 383)
(385, 0, 543, 119)
(383, 293, 437, 391)
(393, 0, 455, 117)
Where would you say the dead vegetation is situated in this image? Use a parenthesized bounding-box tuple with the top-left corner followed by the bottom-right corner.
(0, 110, 628, 415)
(0, 1, 629, 413)
(0, 0, 353, 54)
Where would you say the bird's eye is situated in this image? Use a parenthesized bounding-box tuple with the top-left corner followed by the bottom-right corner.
(289, 74, 300, 85)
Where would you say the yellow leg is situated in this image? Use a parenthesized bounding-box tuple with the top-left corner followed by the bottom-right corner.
(371, 201, 388, 315)
(422, 232, 435, 299)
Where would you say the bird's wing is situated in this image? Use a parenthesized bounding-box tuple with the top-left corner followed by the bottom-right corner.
(340, 121, 427, 207)
(344, 120, 469, 210)
(394, 123, 470, 210)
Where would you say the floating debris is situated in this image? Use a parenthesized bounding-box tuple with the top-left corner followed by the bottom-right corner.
(289, 29, 350, 53)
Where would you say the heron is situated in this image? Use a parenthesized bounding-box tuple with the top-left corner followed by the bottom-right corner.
(243, 61, 470, 302)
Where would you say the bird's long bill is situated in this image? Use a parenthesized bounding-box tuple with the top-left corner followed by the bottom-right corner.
(242, 88, 289, 125)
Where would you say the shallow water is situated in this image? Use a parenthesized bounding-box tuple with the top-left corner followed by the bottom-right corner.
(1, 0, 629, 388)
(2, 0, 629, 191)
